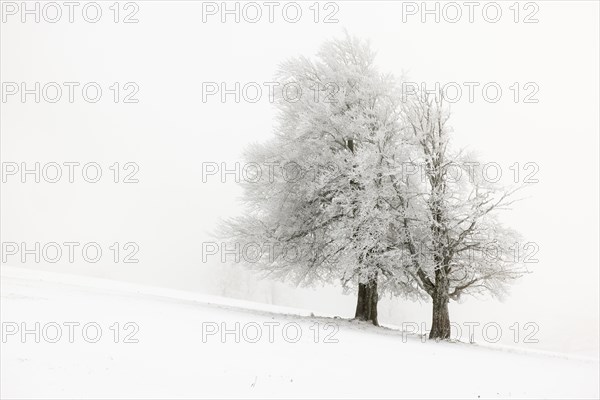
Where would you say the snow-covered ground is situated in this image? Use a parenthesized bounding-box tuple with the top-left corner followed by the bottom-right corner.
(1, 266, 598, 399)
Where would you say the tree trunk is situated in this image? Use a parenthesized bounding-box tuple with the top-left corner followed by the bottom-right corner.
(429, 271, 450, 339)
(354, 277, 379, 326)
(348, 138, 379, 325)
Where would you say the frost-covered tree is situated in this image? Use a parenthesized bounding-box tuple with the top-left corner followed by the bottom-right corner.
(220, 35, 410, 325)
(390, 91, 527, 339)
(220, 36, 527, 332)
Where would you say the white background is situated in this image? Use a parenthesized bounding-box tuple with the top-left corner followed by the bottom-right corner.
(1, 1, 599, 357)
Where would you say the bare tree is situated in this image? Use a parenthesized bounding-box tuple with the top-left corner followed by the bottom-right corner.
(388, 91, 528, 338)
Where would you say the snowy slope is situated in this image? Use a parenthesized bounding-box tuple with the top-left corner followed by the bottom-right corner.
(1, 266, 598, 399)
